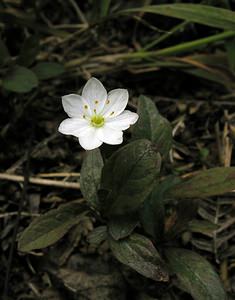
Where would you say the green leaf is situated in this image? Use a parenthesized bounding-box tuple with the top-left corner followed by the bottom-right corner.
(80, 149, 104, 208)
(32, 62, 65, 80)
(101, 139, 161, 216)
(124, 4, 235, 31)
(137, 294, 159, 300)
(140, 176, 182, 242)
(225, 38, 235, 73)
(184, 67, 235, 90)
(3, 65, 38, 93)
(165, 199, 198, 240)
(133, 95, 172, 158)
(100, 0, 111, 17)
(17, 35, 40, 67)
(87, 226, 107, 246)
(168, 167, 235, 199)
(165, 248, 226, 300)
(92, 0, 111, 19)
(140, 183, 165, 241)
(0, 39, 10, 66)
(18, 202, 88, 252)
(108, 214, 138, 240)
(110, 233, 169, 282)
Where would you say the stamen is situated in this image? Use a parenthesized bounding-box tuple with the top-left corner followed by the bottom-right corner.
(95, 100, 99, 104)
(106, 100, 110, 104)
(110, 111, 114, 116)
(94, 109, 97, 113)
(84, 105, 88, 109)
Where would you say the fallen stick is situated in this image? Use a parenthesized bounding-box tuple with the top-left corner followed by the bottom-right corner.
(0, 173, 80, 189)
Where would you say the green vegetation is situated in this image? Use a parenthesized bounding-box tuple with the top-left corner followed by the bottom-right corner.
(1, 1, 235, 299)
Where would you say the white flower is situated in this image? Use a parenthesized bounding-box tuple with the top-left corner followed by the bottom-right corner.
(58, 77, 139, 150)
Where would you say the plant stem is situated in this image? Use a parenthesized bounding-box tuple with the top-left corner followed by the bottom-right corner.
(126, 30, 235, 59)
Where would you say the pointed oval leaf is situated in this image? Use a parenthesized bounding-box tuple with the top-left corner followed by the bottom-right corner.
(18, 202, 88, 252)
(3, 65, 38, 93)
(87, 226, 107, 246)
(168, 167, 235, 199)
(141, 176, 180, 240)
(165, 248, 226, 300)
(108, 214, 138, 240)
(32, 62, 65, 80)
(80, 149, 104, 208)
(140, 183, 165, 241)
(101, 139, 161, 216)
(133, 95, 172, 158)
(110, 233, 169, 282)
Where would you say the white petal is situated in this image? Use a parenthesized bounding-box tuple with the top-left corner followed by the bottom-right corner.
(102, 89, 128, 118)
(97, 126, 123, 145)
(62, 94, 87, 118)
(78, 127, 103, 150)
(106, 110, 139, 130)
(82, 77, 107, 113)
(58, 118, 90, 137)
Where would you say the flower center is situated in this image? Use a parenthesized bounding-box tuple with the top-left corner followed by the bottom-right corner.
(90, 115, 105, 128)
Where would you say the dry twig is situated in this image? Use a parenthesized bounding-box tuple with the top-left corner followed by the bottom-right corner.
(0, 173, 80, 189)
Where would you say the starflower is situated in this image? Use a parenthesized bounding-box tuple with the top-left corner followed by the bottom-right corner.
(58, 77, 139, 150)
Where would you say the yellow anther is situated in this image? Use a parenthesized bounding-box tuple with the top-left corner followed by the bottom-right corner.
(95, 100, 99, 104)
(106, 100, 110, 104)
(84, 105, 88, 109)
(110, 111, 114, 116)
